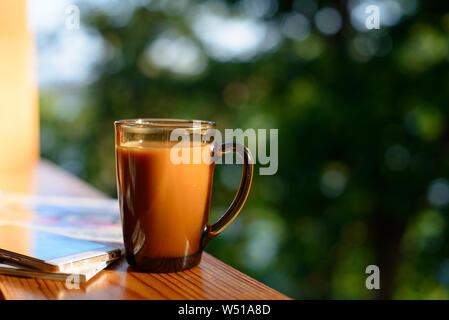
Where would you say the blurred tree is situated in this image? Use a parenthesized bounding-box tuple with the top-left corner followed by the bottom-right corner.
(40, 0, 449, 299)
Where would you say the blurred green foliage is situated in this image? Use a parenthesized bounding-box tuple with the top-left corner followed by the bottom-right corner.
(39, 0, 449, 299)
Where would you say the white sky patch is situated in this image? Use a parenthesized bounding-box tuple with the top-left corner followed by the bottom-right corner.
(191, 6, 270, 61)
(27, 0, 68, 33)
(28, 0, 106, 87)
(36, 29, 104, 86)
(146, 32, 207, 75)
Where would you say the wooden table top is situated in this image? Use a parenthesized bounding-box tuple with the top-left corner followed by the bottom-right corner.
(0, 160, 289, 300)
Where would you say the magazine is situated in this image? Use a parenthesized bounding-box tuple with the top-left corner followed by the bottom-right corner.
(0, 192, 123, 243)
(0, 259, 110, 283)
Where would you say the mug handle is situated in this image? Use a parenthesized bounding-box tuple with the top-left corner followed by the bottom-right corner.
(200, 142, 254, 249)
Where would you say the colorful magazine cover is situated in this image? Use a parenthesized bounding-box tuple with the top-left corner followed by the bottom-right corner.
(0, 193, 123, 243)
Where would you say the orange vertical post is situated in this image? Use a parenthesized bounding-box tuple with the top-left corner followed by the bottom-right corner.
(0, 0, 39, 193)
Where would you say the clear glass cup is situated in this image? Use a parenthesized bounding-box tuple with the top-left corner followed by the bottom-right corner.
(115, 119, 254, 272)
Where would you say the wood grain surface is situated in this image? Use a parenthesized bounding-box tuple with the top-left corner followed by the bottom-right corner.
(0, 160, 289, 300)
(0, 253, 288, 300)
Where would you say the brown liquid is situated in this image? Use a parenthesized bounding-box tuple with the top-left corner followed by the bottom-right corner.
(116, 141, 215, 271)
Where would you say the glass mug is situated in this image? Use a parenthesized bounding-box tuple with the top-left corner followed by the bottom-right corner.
(115, 119, 254, 272)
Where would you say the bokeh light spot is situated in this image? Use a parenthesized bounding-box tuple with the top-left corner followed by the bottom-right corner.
(314, 7, 342, 35)
(320, 163, 348, 198)
(384, 145, 410, 171)
(282, 13, 310, 42)
(427, 179, 449, 208)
